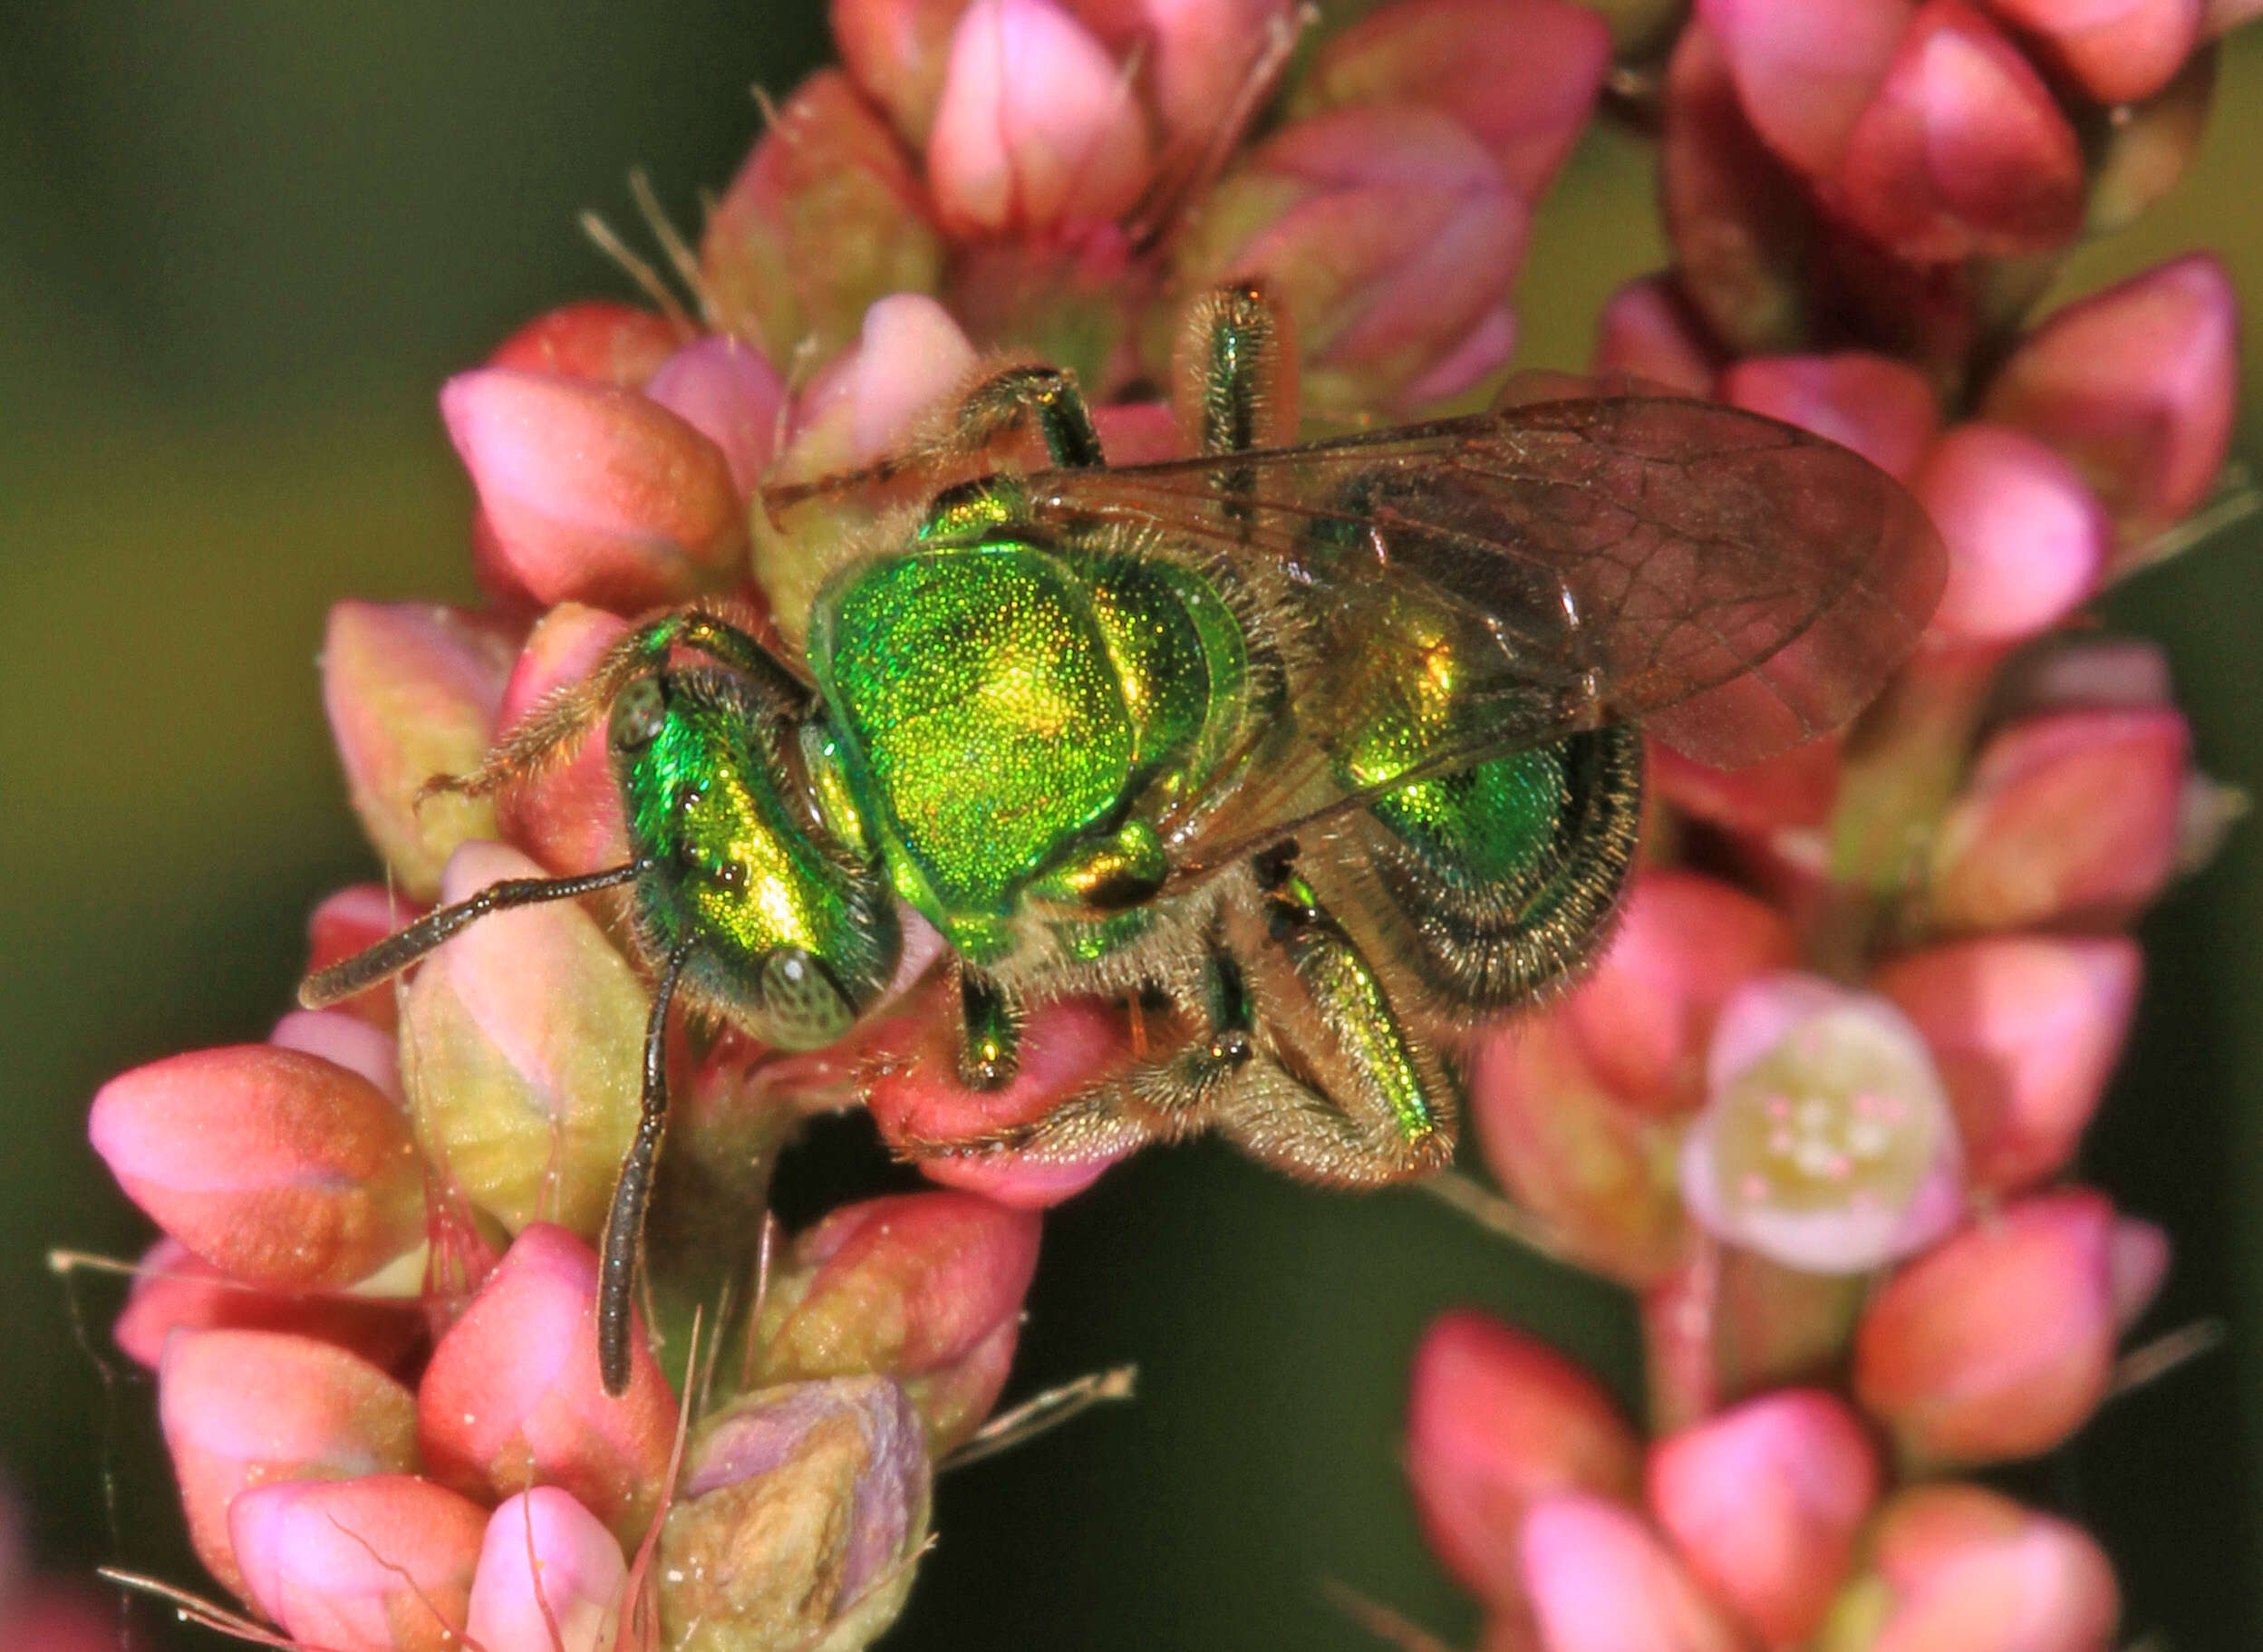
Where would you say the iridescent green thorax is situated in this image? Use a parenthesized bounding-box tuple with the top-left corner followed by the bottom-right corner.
(808, 528, 1247, 964)
(614, 668, 898, 1047)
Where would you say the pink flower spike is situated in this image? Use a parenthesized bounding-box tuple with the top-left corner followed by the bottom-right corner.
(660, 1376, 932, 1648)
(320, 601, 512, 903)
(1854, 1188, 2143, 1464)
(1872, 935, 2141, 1193)
(1718, 353, 1939, 482)
(1295, 0, 1613, 196)
(491, 603, 634, 876)
(926, 0, 1155, 237)
(417, 1223, 677, 1541)
(1647, 1389, 1881, 1645)
(158, 1328, 419, 1599)
(1697, 0, 1911, 177)
(1911, 423, 2109, 644)
(1519, 1493, 1746, 1652)
(866, 989, 1148, 1206)
(643, 333, 788, 498)
(113, 1238, 423, 1373)
(398, 840, 648, 1236)
(466, 1488, 628, 1652)
(1832, 1, 2085, 263)
(229, 1474, 487, 1652)
(1980, 255, 2240, 546)
(1593, 276, 1719, 395)
(1405, 1311, 1642, 1609)
(92, 1045, 425, 1289)
(440, 368, 747, 612)
(756, 1191, 1042, 1450)
(1987, 0, 2204, 103)
(1864, 1483, 2121, 1651)
(1683, 974, 1963, 1273)
(1929, 707, 2191, 931)
(1567, 871, 1800, 1117)
(486, 300, 682, 388)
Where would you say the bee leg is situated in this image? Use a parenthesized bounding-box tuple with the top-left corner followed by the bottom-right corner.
(595, 939, 694, 1396)
(1202, 850, 1457, 1186)
(941, 363, 1106, 469)
(955, 961, 1022, 1090)
(1172, 282, 1297, 457)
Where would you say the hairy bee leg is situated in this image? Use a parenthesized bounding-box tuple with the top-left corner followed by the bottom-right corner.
(1172, 282, 1297, 458)
(955, 962, 1022, 1090)
(597, 938, 694, 1396)
(943, 363, 1106, 469)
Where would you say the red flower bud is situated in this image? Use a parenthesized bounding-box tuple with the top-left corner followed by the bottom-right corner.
(1648, 1389, 1881, 1645)
(1929, 707, 2190, 931)
(1872, 935, 2140, 1193)
(1405, 1311, 1642, 1609)
(1718, 353, 1939, 482)
(115, 1238, 423, 1372)
(92, 1045, 424, 1289)
(417, 1224, 677, 1540)
(486, 300, 682, 388)
(1519, 1493, 1746, 1652)
(229, 1474, 487, 1652)
(1987, 0, 2203, 103)
(158, 1329, 418, 1599)
(465, 1487, 628, 1652)
(1980, 255, 2239, 546)
(1294, 0, 1612, 197)
(319, 601, 512, 901)
(440, 368, 747, 612)
(490, 603, 634, 876)
(1911, 423, 2109, 644)
(755, 1191, 1042, 1450)
(1854, 1189, 2161, 1464)
(1831, 1, 2085, 262)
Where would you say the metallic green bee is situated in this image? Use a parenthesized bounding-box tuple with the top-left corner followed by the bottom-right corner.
(303, 286, 1945, 1390)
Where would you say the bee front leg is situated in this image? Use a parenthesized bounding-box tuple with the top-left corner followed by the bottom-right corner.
(954, 961, 1023, 1090)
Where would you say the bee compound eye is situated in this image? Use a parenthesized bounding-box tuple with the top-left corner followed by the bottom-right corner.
(759, 946, 856, 1049)
(609, 676, 669, 751)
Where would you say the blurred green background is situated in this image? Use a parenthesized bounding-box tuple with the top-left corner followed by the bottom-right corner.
(2, 6, 2258, 1647)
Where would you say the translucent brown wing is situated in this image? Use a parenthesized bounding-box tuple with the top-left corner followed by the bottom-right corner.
(1023, 390, 1943, 844)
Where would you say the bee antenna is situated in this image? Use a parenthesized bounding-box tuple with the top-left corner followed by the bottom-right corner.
(296, 862, 644, 1010)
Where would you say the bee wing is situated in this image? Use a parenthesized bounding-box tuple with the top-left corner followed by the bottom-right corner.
(1025, 387, 1946, 872)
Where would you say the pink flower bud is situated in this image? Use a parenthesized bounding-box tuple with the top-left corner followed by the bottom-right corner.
(1519, 1493, 1746, 1652)
(832, 0, 972, 140)
(1910, 423, 2109, 644)
(440, 368, 747, 612)
(865, 989, 1149, 1207)
(486, 300, 682, 388)
(320, 601, 512, 902)
(115, 1237, 424, 1372)
(399, 841, 647, 1236)
(1470, 1010, 1695, 1285)
(489, 604, 634, 876)
(785, 293, 982, 476)
(701, 68, 946, 368)
(1095, 0, 1293, 154)
(1648, 1389, 1881, 1645)
(1871, 935, 2140, 1193)
(1593, 276, 1719, 394)
(417, 1224, 676, 1540)
(158, 1329, 418, 1599)
(925, 0, 1155, 237)
(269, 1009, 400, 1103)
(1929, 707, 2190, 931)
(1567, 872, 1800, 1116)
(1650, 735, 1843, 835)
(755, 1192, 1041, 1450)
(1854, 1189, 2161, 1464)
(1175, 105, 1526, 417)
(92, 1045, 425, 1289)
(1718, 353, 1939, 482)
(1856, 1483, 2120, 1652)
(1682, 975, 1963, 1273)
(1294, 0, 1613, 197)
(229, 1475, 487, 1652)
(465, 1488, 628, 1652)
(1832, 1, 2085, 263)
(1697, 0, 1911, 178)
(659, 1377, 932, 1651)
(1980, 255, 2239, 545)
(1987, 0, 2203, 103)
(1405, 1311, 1642, 1608)
(306, 884, 425, 1032)
(643, 334, 788, 498)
